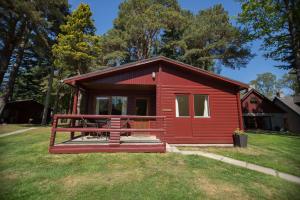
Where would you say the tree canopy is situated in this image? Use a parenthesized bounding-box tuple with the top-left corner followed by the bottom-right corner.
(52, 3, 101, 75)
(249, 72, 298, 98)
(0, 0, 265, 124)
(180, 4, 253, 71)
(238, 0, 300, 91)
(101, 0, 253, 71)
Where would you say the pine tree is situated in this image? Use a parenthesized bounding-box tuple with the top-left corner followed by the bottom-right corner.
(181, 4, 252, 71)
(52, 3, 102, 76)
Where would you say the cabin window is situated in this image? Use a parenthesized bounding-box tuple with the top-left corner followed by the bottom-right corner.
(96, 97, 110, 115)
(175, 95, 189, 117)
(250, 97, 258, 104)
(111, 96, 127, 115)
(95, 96, 127, 115)
(136, 98, 148, 116)
(194, 95, 210, 117)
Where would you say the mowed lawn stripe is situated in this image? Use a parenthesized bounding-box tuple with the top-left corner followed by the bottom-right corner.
(0, 127, 299, 200)
(178, 132, 300, 177)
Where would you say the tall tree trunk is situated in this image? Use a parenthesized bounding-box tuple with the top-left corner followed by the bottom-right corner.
(283, 0, 300, 92)
(0, 19, 26, 86)
(53, 84, 64, 115)
(41, 66, 54, 125)
(0, 38, 27, 117)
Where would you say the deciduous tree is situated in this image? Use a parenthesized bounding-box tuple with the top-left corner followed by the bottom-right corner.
(250, 72, 280, 98)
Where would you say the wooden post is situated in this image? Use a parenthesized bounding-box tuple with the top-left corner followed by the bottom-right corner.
(236, 92, 244, 130)
(156, 64, 162, 117)
(70, 86, 79, 139)
(49, 115, 58, 147)
(72, 86, 79, 114)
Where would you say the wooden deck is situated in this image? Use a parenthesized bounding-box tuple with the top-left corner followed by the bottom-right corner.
(49, 114, 166, 153)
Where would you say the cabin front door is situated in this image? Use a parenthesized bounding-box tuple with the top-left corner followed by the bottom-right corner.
(134, 98, 150, 134)
(173, 94, 192, 137)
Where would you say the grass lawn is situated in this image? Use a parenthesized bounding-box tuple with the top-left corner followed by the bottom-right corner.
(0, 128, 300, 200)
(179, 132, 300, 177)
(0, 124, 35, 134)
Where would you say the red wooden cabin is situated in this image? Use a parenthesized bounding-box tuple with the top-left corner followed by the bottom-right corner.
(49, 56, 248, 153)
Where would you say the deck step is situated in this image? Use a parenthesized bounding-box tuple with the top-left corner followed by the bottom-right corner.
(49, 143, 166, 153)
(109, 118, 121, 145)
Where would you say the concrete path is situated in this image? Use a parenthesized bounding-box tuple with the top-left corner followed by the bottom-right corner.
(166, 144, 300, 185)
(0, 127, 37, 138)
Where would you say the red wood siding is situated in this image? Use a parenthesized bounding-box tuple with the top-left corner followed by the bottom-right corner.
(159, 86, 239, 144)
(83, 64, 158, 86)
(82, 62, 242, 144)
(242, 91, 284, 113)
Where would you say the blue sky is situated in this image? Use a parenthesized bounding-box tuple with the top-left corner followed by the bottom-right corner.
(69, 0, 286, 85)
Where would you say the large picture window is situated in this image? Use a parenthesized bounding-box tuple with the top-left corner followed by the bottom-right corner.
(96, 97, 109, 115)
(111, 96, 127, 115)
(95, 96, 127, 115)
(175, 95, 189, 117)
(194, 94, 210, 117)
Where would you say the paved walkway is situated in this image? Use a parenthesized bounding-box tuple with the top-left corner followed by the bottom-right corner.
(0, 127, 37, 138)
(166, 144, 300, 185)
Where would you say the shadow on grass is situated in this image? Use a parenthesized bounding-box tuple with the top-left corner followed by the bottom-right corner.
(246, 129, 300, 137)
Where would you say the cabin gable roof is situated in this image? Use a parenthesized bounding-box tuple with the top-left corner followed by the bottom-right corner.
(63, 56, 248, 89)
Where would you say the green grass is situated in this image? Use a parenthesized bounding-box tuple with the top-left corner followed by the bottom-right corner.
(0, 124, 35, 134)
(0, 128, 300, 200)
(179, 132, 300, 177)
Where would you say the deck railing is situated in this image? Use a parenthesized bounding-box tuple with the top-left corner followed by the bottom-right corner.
(49, 114, 166, 147)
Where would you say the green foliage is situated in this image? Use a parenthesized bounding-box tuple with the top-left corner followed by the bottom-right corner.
(160, 9, 193, 60)
(181, 4, 253, 71)
(52, 3, 101, 75)
(278, 73, 300, 95)
(249, 72, 280, 98)
(13, 65, 46, 103)
(103, 0, 184, 64)
(102, 1, 253, 71)
(238, 0, 300, 88)
(101, 29, 128, 66)
(0, 0, 69, 116)
(250, 72, 299, 97)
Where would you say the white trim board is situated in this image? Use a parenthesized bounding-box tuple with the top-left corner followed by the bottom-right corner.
(172, 144, 233, 147)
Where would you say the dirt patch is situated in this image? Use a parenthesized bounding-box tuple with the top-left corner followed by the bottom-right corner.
(60, 169, 144, 190)
(193, 175, 250, 200)
(253, 182, 273, 199)
(1, 171, 30, 181)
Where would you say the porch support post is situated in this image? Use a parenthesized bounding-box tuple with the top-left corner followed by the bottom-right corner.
(236, 92, 244, 130)
(156, 64, 162, 116)
(71, 85, 79, 139)
(72, 86, 79, 114)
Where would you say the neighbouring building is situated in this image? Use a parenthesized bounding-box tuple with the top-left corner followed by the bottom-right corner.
(274, 96, 300, 134)
(241, 89, 285, 131)
(1, 99, 51, 124)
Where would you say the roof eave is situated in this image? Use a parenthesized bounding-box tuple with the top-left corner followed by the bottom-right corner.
(62, 56, 249, 89)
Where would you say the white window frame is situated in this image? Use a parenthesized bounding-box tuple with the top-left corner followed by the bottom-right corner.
(96, 96, 110, 115)
(194, 94, 210, 118)
(95, 96, 128, 115)
(175, 94, 190, 118)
